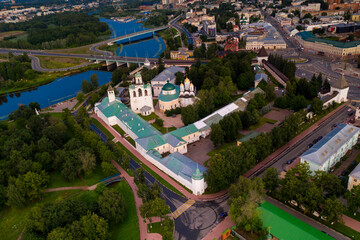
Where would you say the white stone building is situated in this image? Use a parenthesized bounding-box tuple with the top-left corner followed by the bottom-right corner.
(300, 124, 360, 173)
(321, 73, 349, 108)
(129, 72, 154, 116)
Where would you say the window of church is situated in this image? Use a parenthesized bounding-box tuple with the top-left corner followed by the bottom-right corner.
(133, 91, 136, 97)
(138, 88, 142, 97)
(145, 90, 148, 96)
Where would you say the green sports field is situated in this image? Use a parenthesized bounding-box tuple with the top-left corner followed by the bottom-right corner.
(259, 201, 334, 240)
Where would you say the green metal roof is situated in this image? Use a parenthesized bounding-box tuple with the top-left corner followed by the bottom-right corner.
(169, 124, 198, 139)
(297, 31, 360, 48)
(238, 131, 261, 143)
(192, 167, 204, 180)
(162, 81, 176, 91)
(158, 85, 180, 102)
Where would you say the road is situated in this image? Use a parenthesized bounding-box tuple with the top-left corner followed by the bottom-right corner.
(259, 106, 350, 175)
(264, 14, 360, 100)
(128, 158, 229, 240)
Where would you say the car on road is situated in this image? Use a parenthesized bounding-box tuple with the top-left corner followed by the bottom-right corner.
(220, 212, 228, 219)
(287, 158, 296, 164)
(317, 136, 323, 141)
(308, 143, 313, 149)
(313, 139, 318, 144)
(332, 123, 338, 129)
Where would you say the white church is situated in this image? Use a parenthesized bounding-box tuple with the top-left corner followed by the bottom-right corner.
(129, 72, 154, 116)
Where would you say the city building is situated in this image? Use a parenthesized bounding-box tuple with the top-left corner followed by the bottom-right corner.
(158, 78, 195, 112)
(203, 20, 216, 38)
(94, 88, 206, 195)
(348, 163, 360, 190)
(224, 36, 239, 52)
(129, 73, 154, 116)
(352, 13, 360, 22)
(300, 124, 360, 173)
(151, 66, 185, 97)
(328, 3, 359, 12)
(244, 23, 286, 50)
(170, 47, 194, 60)
(256, 46, 269, 65)
(296, 31, 360, 58)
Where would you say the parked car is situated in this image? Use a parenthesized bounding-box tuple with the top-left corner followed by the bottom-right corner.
(287, 158, 296, 165)
(341, 170, 348, 176)
(317, 136, 323, 141)
(308, 143, 313, 149)
(220, 212, 228, 219)
(313, 139, 318, 144)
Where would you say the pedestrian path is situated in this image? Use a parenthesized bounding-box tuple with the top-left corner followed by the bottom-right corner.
(172, 199, 195, 219)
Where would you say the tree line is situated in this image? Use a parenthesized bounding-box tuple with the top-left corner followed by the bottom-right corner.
(0, 12, 110, 49)
(268, 54, 296, 81)
(181, 52, 256, 125)
(263, 164, 348, 224)
(205, 111, 305, 192)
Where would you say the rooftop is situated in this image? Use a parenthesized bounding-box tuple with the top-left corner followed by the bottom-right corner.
(158, 85, 180, 102)
(151, 66, 185, 84)
(301, 124, 360, 166)
(297, 31, 360, 48)
(332, 73, 349, 90)
(350, 162, 360, 180)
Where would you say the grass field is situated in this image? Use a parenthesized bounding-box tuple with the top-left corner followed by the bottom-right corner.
(113, 124, 126, 136)
(46, 45, 97, 55)
(110, 181, 140, 240)
(48, 171, 86, 189)
(0, 190, 83, 240)
(82, 167, 109, 186)
(139, 112, 159, 121)
(99, 44, 118, 55)
(91, 118, 115, 140)
(37, 56, 88, 69)
(0, 31, 25, 40)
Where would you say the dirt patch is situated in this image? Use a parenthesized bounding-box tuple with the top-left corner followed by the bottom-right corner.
(184, 137, 214, 167)
(264, 108, 291, 122)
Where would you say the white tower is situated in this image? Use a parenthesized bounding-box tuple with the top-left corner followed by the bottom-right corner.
(129, 72, 154, 116)
(331, 73, 349, 103)
(184, 77, 190, 90)
(108, 85, 115, 103)
(191, 166, 206, 195)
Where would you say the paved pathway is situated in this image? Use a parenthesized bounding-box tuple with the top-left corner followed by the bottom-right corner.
(91, 114, 227, 201)
(171, 199, 195, 219)
(202, 217, 234, 240)
(342, 215, 360, 232)
(112, 160, 161, 240)
(333, 149, 360, 176)
(45, 183, 99, 192)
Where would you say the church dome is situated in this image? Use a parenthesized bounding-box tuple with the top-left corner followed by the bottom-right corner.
(185, 77, 190, 83)
(162, 81, 175, 91)
(180, 82, 184, 86)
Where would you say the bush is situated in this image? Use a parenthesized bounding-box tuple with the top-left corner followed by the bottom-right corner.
(165, 108, 181, 117)
(154, 118, 164, 127)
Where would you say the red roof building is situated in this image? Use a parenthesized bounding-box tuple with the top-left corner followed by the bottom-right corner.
(224, 37, 239, 52)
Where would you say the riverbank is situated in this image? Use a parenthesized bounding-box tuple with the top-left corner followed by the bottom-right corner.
(0, 63, 102, 96)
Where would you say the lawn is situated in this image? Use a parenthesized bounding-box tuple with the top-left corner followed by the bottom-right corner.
(248, 117, 277, 130)
(99, 44, 118, 55)
(139, 112, 159, 121)
(0, 30, 25, 40)
(147, 218, 174, 239)
(152, 123, 176, 134)
(91, 117, 115, 140)
(113, 124, 126, 136)
(126, 136, 136, 147)
(0, 190, 83, 240)
(82, 167, 109, 186)
(48, 171, 86, 189)
(46, 45, 96, 55)
(37, 56, 88, 69)
(110, 181, 140, 240)
(207, 141, 238, 157)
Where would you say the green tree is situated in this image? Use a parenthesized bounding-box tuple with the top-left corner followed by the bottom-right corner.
(76, 92, 85, 103)
(345, 185, 360, 213)
(79, 151, 96, 176)
(321, 198, 345, 223)
(90, 74, 99, 89)
(140, 197, 170, 218)
(47, 227, 74, 240)
(23, 171, 49, 201)
(101, 161, 117, 176)
(181, 105, 199, 125)
(81, 80, 92, 93)
(263, 167, 279, 193)
(77, 212, 109, 239)
(310, 98, 323, 115)
(175, 72, 185, 85)
(98, 189, 127, 223)
(210, 123, 225, 147)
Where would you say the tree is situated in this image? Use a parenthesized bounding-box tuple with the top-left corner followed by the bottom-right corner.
(140, 197, 170, 218)
(345, 185, 360, 213)
(81, 80, 92, 93)
(181, 105, 199, 125)
(29, 102, 40, 111)
(175, 72, 185, 85)
(310, 98, 323, 115)
(76, 92, 85, 103)
(79, 151, 96, 176)
(111, 68, 123, 85)
(158, 57, 165, 73)
(23, 171, 49, 201)
(321, 198, 345, 223)
(155, 118, 164, 127)
(296, 25, 304, 31)
(77, 212, 109, 239)
(210, 123, 225, 147)
(98, 189, 127, 223)
(134, 168, 145, 185)
(6, 177, 27, 207)
(228, 177, 265, 234)
(47, 227, 74, 240)
(101, 161, 117, 176)
(263, 167, 279, 193)
(90, 74, 99, 89)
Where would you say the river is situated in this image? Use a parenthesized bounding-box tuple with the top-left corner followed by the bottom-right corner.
(0, 70, 112, 120)
(99, 18, 165, 59)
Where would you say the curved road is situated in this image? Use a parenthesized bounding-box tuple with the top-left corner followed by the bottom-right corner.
(30, 55, 92, 72)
